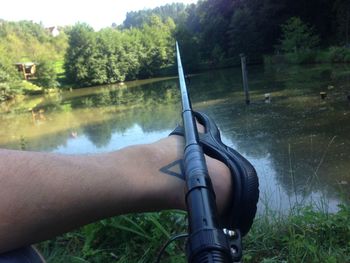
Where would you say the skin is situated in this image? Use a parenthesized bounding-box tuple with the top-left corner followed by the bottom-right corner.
(0, 134, 231, 253)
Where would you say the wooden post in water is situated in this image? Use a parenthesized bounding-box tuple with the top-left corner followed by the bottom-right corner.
(240, 54, 250, 105)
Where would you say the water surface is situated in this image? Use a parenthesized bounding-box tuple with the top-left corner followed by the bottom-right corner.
(1, 65, 349, 213)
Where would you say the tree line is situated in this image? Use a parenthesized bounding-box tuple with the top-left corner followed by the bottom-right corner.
(155, 0, 350, 68)
(65, 0, 350, 86)
(0, 0, 349, 97)
(64, 16, 175, 87)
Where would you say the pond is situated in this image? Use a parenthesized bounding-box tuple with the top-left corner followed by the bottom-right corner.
(1, 64, 349, 213)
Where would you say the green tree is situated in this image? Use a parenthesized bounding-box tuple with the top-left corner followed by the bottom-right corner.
(333, 0, 350, 45)
(138, 15, 176, 77)
(0, 20, 59, 62)
(195, 0, 234, 60)
(122, 3, 188, 29)
(34, 60, 59, 88)
(174, 26, 200, 70)
(50, 28, 69, 59)
(279, 17, 320, 53)
(0, 47, 22, 101)
(0, 20, 68, 98)
(121, 29, 142, 80)
(64, 23, 105, 86)
(97, 28, 126, 83)
(64, 17, 176, 86)
(226, 5, 261, 57)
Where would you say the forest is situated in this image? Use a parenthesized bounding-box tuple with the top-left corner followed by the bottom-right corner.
(0, 0, 350, 99)
(1, 1, 350, 262)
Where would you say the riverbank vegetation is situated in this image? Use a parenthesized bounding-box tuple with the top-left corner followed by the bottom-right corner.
(1, 0, 350, 100)
(37, 201, 350, 262)
(0, 20, 67, 101)
(1, 1, 350, 262)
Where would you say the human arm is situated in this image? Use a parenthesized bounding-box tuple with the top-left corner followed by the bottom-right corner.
(0, 136, 231, 253)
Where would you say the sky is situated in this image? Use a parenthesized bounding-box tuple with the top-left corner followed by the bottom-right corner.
(0, 0, 198, 30)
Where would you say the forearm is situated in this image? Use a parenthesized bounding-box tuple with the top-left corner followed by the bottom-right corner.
(0, 139, 185, 252)
(0, 135, 231, 253)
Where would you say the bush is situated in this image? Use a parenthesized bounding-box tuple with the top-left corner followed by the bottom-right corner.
(328, 46, 350, 63)
(0, 58, 23, 101)
(314, 50, 331, 63)
(265, 47, 350, 65)
(279, 17, 320, 54)
(0, 83, 17, 101)
(285, 51, 318, 64)
(34, 60, 59, 89)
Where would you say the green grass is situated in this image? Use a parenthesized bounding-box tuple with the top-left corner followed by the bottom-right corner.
(244, 203, 350, 262)
(38, 211, 187, 263)
(54, 60, 65, 75)
(36, 201, 350, 263)
(52, 59, 70, 87)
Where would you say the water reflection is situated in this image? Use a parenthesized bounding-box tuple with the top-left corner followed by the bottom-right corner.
(196, 65, 350, 212)
(54, 124, 171, 154)
(0, 77, 182, 151)
(0, 64, 349, 213)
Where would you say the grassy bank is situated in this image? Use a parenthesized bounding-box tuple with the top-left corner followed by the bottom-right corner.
(0, 80, 45, 102)
(265, 47, 350, 65)
(244, 203, 350, 262)
(37, 201, 350, 263)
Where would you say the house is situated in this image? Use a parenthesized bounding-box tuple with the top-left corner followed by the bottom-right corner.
(14, 62, 36, 80)
(46, 26, 60, 37)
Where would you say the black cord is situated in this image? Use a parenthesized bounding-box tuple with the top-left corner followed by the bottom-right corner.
(155, 233, 188, 263)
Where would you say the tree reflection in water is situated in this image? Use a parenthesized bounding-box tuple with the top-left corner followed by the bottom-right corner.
(0, 65, 349, 212)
